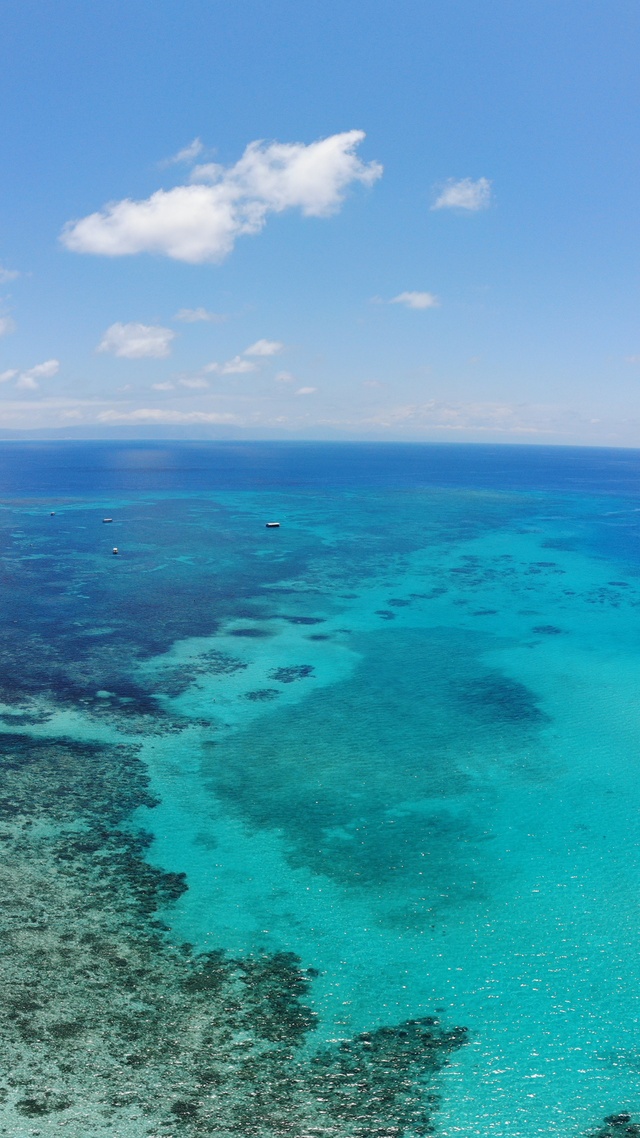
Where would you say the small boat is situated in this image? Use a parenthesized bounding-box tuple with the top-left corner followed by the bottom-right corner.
(265, 521, 280, 528)
(112, 547, 119, 555)
(103, 517, 113, 523)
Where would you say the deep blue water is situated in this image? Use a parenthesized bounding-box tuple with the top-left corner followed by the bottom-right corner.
(3, 441, 640, 1137)
(3, 439, 640, 494)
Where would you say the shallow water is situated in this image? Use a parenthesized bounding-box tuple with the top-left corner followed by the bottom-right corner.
(2, 441, 640, 1136)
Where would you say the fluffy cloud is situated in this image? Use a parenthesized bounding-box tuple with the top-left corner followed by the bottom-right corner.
(0, 316, 16, 337)
(13, 359, 60, 390)
(97, 322, 175, 359)
(295, 386, 317, 396)
(432, 177, 492, 211)
(244, 339, 284, 356)
(97, 408, 237, 424)
(174, 307, 227, 323)
(61, 131, 382, 264)
(391, 291, 439, 310)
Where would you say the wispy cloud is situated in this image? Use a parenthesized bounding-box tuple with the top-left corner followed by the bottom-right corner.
(391, 291, 439, 310)
(7, 358, 61, 390)
(174, 307, 227, 324)
(97, 408, 238, 425)
(432, 177, 492, 212)
(275, 371, 295, 383)
(61, 131, 383, 264)
(0, 266, 20, 284)
(0, 397, 112, 429)
(151, 382, 175, 391)
(178, 377, 209, 389)
(295, 386, 317, 396)
(204, 355, 256, 376)
(244, 339, 284, 356)
(0, 316, 16, 337)
(160, 137, 204, 167)
(97, 322, 176, 359)
(357, 400, 557, 435)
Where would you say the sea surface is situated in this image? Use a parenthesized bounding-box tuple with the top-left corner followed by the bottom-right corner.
(2, 440, 640, 1137)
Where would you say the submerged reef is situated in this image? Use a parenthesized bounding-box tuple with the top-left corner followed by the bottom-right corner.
(587, 1115, 640, 1137)
(0, 728, 466, 1136)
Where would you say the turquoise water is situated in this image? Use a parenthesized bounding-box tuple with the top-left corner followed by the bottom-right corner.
(3, 442, 640, 1136)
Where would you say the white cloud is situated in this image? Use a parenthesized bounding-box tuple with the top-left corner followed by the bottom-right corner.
(432, 177, 492, 212)
(0, 369, 17, 383)
(25, 359, 60, 380)
(275, 370, 295, 383)
(0, 267, 20, 283)
(61, 131, 383, 264)
(160, 138, 204, 166)
(221, 356, 256, 375)
(244, 338, 284, 357)
(178, 377, 209, 389)
(358, 400, 556, 435)
(97, 408, 237, 425)
(205, 355, 256, 376)
(0, 316, 16, 337)
(97, 322, 175, 359)
(295, 386, 317, 396)
(14, 358, 60, 390)
(151, 381, 175, 391)
(391, 291, 439, 310)
(174, 307, 227, 323)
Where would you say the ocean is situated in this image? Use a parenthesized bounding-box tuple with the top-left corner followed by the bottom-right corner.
(1, 440, 640, 1137)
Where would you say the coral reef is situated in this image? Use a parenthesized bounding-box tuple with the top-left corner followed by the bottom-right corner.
(0, 727, 466, 1136)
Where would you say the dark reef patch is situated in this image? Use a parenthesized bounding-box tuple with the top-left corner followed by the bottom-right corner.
(282, 615, 325, 625)
(308, 1018, 467, 1136)
(204, 628, 550, 907)
(587, 1114, 640, 1136)
(456, 672, 548, 726)
(0, 732, 157, 824)
(244, 688, 280, 701)
(531, 624, 565, 635)
(151, 651, 248, 697)
(230, 626, 274, 638)
(268, 664, 315, 683)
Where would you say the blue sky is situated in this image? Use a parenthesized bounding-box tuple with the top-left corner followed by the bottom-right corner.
(1, 0, 639, 442)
